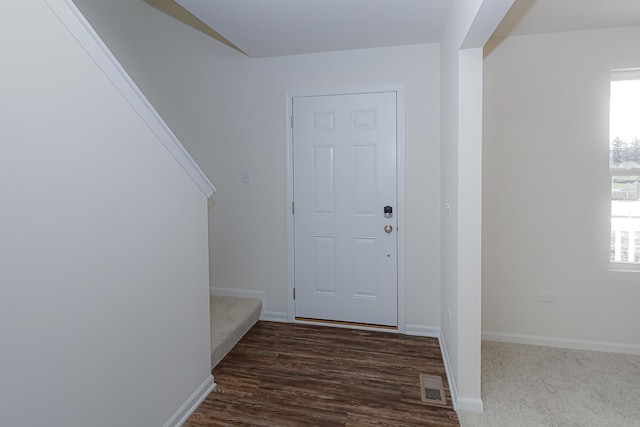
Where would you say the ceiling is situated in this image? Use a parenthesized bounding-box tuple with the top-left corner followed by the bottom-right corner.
(174, 0, 450, 57)
(155, 0, 640, 58)
(493, 0, 640, 39)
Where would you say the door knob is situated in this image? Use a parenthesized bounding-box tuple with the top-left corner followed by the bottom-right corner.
(384, 225, 393, 233)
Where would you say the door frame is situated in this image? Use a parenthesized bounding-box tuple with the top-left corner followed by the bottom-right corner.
(285, 85, 406, 333)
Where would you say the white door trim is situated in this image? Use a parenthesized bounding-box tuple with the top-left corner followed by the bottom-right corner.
(285, 85, 406, 333)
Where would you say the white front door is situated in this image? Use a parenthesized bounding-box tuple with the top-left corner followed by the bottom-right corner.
(293, 92, 397, 326)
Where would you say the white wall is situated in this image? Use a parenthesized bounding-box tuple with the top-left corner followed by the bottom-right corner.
(483, 26, 640, 351)
(73, 0, 443, 328)
(440, 6, 463, 407)
(0, 2, 212, 425)
(440, 0, 513, 411)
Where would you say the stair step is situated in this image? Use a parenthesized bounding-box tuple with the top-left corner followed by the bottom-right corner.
(210, 295, 262, 368)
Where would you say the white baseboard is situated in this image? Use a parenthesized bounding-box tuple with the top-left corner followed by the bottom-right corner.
(163, 375, 216, 427)
(456, 397, 484, 413)
(409, 326, 478, 412)
(405, 324, 440, 338)
(404, 326, 477, 412)
(438, 331, 459, 412)
(260, 311, 288, 322)
(482, 330, 640, 355)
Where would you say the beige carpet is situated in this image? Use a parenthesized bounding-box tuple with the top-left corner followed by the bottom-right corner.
(459, 341, 640, 426)
(210, 295, 262, 369)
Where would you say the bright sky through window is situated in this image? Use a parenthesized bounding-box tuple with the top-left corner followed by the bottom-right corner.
(610, 79, 640, 144)
(609, 73, 640, 266)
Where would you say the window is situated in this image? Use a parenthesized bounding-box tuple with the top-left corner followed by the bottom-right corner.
(610, 70, 640, 267)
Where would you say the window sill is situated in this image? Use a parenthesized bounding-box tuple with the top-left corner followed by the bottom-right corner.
(608, 263, 640, 273)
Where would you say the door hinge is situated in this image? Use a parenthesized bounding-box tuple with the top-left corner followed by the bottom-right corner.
(293, 288, 296, 300)
(290, 115, 294, 128)
(292, 202, 295, 214)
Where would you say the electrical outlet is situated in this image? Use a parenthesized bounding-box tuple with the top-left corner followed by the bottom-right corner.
(538, 291, 557, 303)
(242, 170, 252, 183)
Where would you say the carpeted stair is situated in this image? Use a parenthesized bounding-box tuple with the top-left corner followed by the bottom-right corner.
(210, 295, 262, 369)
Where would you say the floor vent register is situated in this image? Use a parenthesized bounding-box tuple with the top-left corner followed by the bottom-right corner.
(419, 374, 447, 407)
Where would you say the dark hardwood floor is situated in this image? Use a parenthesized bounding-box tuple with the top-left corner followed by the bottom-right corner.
(185, 321, 459, 427)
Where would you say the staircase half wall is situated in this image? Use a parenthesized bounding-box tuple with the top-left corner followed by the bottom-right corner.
(1, 1, 215, 426)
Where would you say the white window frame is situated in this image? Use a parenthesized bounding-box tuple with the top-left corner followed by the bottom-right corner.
(609, 69, 640, 272)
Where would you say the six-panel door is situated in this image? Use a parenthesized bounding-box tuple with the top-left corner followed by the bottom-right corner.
(293, 92, 397, 326)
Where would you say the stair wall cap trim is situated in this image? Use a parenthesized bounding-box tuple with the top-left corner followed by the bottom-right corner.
(45, 0, 215, 197)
